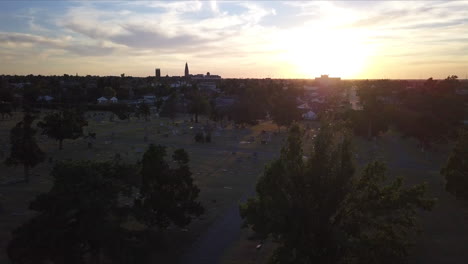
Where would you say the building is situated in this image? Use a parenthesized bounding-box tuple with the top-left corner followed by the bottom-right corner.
(155, 68, 161, 79)
(110, 97, 118, 103)
(185, 62, 189, 77)
(97, 97, 108, 104)
(315, 75, 341, 87)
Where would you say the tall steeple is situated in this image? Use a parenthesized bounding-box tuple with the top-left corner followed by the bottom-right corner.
(184, 62, 189, 77)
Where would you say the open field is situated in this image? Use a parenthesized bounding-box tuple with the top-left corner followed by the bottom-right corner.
(0, 111, 286, 264)
(222, 129, 468, 264)
(2, 112, 468, 264)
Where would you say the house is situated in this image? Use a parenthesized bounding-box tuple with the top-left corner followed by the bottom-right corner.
(297, 103, 311, 110)
(143, 94, 157, 104)
(110, 97, 118, 103)
(37, 95, 54, 102)
(97, 97, 108, 104)
(303, 111, 317, 120)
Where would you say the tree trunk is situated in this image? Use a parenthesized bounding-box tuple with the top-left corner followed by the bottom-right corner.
(24, 165, 30, 183)
(195, 113, 199, 123)
(278, 125, 281, 133)
(59, 139, 63, 150)
(367, 120, 372, 140)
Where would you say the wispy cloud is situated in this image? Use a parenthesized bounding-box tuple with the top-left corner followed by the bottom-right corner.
(0, 1, 467, 78)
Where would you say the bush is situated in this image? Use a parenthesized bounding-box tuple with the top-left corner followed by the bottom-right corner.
(194, 132, 204, 143)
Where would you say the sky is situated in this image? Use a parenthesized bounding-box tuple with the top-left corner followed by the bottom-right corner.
(0, 1, 468, 79)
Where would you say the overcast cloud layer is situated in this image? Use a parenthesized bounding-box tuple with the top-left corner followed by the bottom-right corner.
(0, 1, 467, 78)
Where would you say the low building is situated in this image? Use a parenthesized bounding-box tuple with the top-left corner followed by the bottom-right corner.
(97, 97, 108, 104)
(37, 95, 54, 102)
(110, 97, 118, 103)
(315, 75, 341, 87)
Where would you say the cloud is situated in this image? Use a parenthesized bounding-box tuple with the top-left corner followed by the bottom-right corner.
(0, 32, 115, 57)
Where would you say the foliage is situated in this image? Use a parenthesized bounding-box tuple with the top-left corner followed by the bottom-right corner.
(134, 144, 204, 229)
(194, 132, 204, 143)
(159, 94, 178, 121)
(441, 129, 468, 200)
(189, 92, 210, 123)
(38, 109, 88, 149)
(240, 122, 435, 264)
(135, 103, 151, 121)
(102, 86, 116, 98)
(8, 145, 204, 264)
(270, 91, 301, 131)
(7, 160, 138, 264)
(5, 113, 45, 182)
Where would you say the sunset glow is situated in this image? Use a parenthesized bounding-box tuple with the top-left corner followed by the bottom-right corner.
(0, 1, 467, 78)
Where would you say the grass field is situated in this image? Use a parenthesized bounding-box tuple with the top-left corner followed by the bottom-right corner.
(2, 112, 467, 264)
(0, 111, 286, 264)
(222, 129, 468, 264)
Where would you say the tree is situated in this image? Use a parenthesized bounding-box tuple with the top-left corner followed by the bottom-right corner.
(38, 109, 88, 150)
(102, 86, 116, 98)
(135, 103, 151, 121)
(133, 144, 204, 229)
(159, 94, 178, 121)
(188, 93, 210, 123)
(5, 114, 45, 182)
(441, 129, 468, 200)
(270, 92, 301, 132)
(7, 160, 139, 264)
(240, 123, 434, 264)
(110, 103, 132, 121)
(355, 82, 390, 139)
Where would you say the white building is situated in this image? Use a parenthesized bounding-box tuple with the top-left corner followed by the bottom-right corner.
(110, 97, 118, 103)
(303, 111, 317, 120)
(97, 97, 108, 104)
(37, 95, 54, 102)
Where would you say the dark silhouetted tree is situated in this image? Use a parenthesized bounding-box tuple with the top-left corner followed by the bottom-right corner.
(135, 103, 151, 121)
(5, 114, 45, 182)
(7, 160, 139, 264)
(240, 122, 434, 264)
(270, 92, 301, 132)
(38, 109, 88, 150)
(134, 145, 204, 229)
(441, 129, 468, 200)
(189, 93, 210, 123)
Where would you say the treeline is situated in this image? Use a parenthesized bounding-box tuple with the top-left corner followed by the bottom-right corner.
(347, 76, 467, 150)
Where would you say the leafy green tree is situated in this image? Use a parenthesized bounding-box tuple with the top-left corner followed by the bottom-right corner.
(441, 129, 468, 200)
(5, 114, 45, 182)
(240, 123, 434, 264)
(38, 109, 88, 150)
(7, 160, 138, 264)
(134, 145, 204, 229)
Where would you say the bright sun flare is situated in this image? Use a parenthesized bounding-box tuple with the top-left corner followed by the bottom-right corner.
(280, 26, 372, 78)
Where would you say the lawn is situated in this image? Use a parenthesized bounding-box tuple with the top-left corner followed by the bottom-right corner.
(222, 128, 468, 264)
(0, 111, 285, 264)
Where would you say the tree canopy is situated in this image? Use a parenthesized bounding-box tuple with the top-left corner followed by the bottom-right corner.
(441, 129, 468, 200)
(8, 144, 204, 264)
(240, 122, 435, 264)
(134, 144, 204, 229)
(5, 113, 45, 182)
(38, 109, 88, 149)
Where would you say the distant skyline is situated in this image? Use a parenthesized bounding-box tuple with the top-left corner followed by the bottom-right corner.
(1, 1, 468, 79)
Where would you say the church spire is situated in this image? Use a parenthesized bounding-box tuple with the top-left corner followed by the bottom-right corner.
(184, 62, 189, 77)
